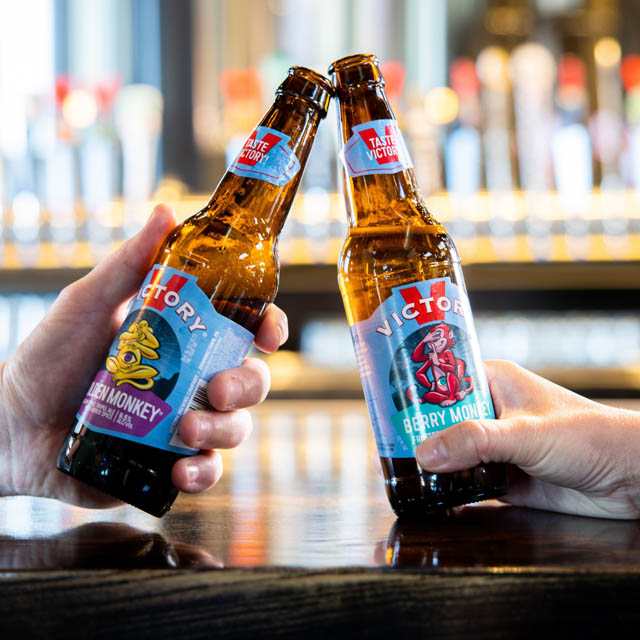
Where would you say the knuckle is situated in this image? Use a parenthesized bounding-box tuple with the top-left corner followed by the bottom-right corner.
(57, 281, 82, 306)
(465, 420, 494, 463)
(243, 358, 271, 399)
(485, 358, 523, 381)
(177, 412, 202, 446)
(229, 409, 253, 446)
(245, 355, 270, 377)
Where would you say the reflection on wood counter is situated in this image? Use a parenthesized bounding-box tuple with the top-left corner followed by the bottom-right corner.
(1, 400, 640, 637)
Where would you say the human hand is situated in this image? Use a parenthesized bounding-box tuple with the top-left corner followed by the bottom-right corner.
(415, 360, 640, 519)
(0, 204, 288, 508)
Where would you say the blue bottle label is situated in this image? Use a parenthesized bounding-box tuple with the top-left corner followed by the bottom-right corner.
(350, 277, 494, 458)
(341, 118, 414, 177)
(228, 125, 301, 186)
(76, 265, 254, 455)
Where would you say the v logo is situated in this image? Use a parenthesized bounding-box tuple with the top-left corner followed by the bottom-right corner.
(357, 125, 399, 164)
(237, 131, 282, 167)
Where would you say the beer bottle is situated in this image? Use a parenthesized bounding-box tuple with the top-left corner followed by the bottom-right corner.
(57, 67, 333, 517)
(329, 54, 507, 520)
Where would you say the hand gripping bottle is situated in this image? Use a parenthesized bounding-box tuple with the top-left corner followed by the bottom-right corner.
(57, 67, 333, 516)
(329, 54, 507, 519)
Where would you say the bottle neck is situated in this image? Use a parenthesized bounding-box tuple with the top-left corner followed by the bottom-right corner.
(205, 94, 322, 240)
(336, 85, 434, 229)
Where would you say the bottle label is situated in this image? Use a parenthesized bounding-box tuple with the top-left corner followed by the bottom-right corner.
(228, 125, 301, 186)
(340, 118, 414, 178)
(76, 265, 254, 455)
(350, 277, 494, 458)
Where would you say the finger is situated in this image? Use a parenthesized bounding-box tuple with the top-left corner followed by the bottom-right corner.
(65, 204, 177, 313)
(171, 450, 223, 493)
(371, 450, 383, 477)
(178, 407, 253, 450)
(415, 416, 544, 473)
(484, 359, 589, 418)
(207, 357, 271, 411)
(254, 304, 288, 353)
(171, 542, 223, 568)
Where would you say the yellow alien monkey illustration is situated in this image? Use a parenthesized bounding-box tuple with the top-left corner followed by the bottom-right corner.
(106, 320, 160, 390)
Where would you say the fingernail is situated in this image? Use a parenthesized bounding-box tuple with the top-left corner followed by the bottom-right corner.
(417, 438, 448, 469)
(194, 419, 210, 448)
(186, 463, 199, 484)
(225, 376, 244, 409)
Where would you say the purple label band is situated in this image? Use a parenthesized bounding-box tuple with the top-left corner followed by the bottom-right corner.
(78, 370, 171, 439)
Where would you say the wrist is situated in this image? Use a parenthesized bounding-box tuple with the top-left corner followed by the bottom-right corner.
(0, 361, 17, 496)
(0, 359, 32, 498)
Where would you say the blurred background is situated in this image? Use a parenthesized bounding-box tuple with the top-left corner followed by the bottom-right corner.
(1, 0, 640, 397)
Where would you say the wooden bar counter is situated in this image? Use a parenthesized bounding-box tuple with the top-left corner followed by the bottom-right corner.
(1, 400, 640, 638)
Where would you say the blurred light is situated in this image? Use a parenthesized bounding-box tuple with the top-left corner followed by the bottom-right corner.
(219, 69, 262, 104)
(114, 84, 163, 133)
(62, 89, 98, 129)
(556, 55, 587, 112)
(29, 112, 57, 157)
(594, 37, 621, 69)
(552, 123, 592, 211)
(94, 76, 122, 112)
(153, 177, 188, 202)
(226, 133, 249, 168)
(12, 191, 40, 233)
(424, 87, 459, 125)
(304, 413, 332, 484)
(450, 58, 479, 99)
(55, 76, 71, 110)
(558, 53, 586, 89)
(0, 96, 28, 157)
(16, 295, 48, 345)
(300, 317, 355, 368)
(510, 43, 556, 89)
(591, 109, 624, 163)
(621, 55, 640, 91)
(380, 61, 406, 102)
(259, 53, 293, 100)
(267, 0, 297, 17)
(445, 127, 482, 195)
(302, 187, 330, 225)
(484, 7, 532, 36)
(625, 88, 640, 124)
(476, 46, 510, 91)
(537, 0, 582, 15)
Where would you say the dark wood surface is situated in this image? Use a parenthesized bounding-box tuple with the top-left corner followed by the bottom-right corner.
(2, 399, 640, 638)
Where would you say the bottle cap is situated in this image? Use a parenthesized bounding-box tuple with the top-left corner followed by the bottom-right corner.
(277, 66, 334, 118)
(328, 54, 384, 93)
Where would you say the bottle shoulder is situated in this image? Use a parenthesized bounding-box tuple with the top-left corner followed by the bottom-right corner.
(340, 224, 459, 263)
(157, 210, 279, 300)
(338, 225, 461, 287)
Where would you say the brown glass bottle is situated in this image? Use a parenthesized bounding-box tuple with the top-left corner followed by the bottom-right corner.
(330, 54, 507, 520)
(57, 67, 333, 517)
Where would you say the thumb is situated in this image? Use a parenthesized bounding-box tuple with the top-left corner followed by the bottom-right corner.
(71, 204, 177, 311)
(415, 417, 542, 473)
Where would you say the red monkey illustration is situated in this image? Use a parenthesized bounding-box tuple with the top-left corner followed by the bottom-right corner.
(406, 323, 473, 407)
